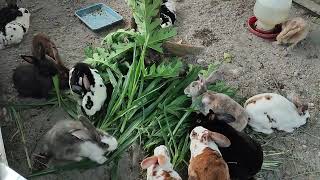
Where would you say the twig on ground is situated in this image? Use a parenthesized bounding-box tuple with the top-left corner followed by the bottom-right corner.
(10, 129, 19, 142)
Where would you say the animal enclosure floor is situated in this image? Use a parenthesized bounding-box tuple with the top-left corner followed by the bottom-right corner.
(0, 0, 320, 179)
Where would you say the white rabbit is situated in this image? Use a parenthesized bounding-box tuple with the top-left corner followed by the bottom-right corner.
(141, 145, 182, 180)
(244, 93, 310, 134)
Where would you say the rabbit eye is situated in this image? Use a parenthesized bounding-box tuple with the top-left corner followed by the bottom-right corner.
(24, 9, 29, 13)
(191, 131, 197, 137)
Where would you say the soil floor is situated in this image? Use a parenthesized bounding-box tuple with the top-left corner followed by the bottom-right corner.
(0, 0, 320, 179)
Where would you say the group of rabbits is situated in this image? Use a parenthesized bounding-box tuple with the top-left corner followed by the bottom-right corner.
(140, 72, 310, 180)
(3, 1, 312, 179)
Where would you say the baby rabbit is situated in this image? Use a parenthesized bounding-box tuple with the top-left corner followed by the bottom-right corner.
(41, 115, 118, 164)
(184, 70, 223, 101)
(189, 126, 230, 180)
(0, 7, 30, 49)
(276, 17, 309, 49)
(141, 145, 182, 180)
(13, 33, 69, 98)
(191, 111, 263, 180)
(244, 93, 310, 134)
(69, 63, 108, 116)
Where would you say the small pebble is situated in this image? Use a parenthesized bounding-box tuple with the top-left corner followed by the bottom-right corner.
(302, 145, 307, 148)
(196, 58, 206, 64)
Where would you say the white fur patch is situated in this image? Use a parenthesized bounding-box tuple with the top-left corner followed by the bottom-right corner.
(79, 141, 107, 164)
(101, 134, 118, 151)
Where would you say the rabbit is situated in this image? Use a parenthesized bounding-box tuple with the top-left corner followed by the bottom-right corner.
(184, 70, 224, 101)
(160, 0, 176, 28)
(190, 110, 263, 180)
(276, 17, 309, 49)
(0, 5, 21, 33)
(69, 62, 109, 116)
(141, 145, 182, 180)
(189, 126, 231, 180)
(199, 91, 248, 131)
(244, 93, 310, 134)
(0, 7, 30, 49)
(13, 33, 69, 98)
(41, 115, 118, 164)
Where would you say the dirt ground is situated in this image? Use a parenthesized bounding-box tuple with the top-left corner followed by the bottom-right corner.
(0, 0, 320, 179)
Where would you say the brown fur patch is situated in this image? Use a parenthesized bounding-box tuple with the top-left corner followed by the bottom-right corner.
(161, 171, 174, 180)
(245, 95, 272, 107)
(189, 148, 230, 180)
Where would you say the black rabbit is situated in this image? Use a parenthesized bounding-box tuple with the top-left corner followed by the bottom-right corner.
(13, 33, 69, 98)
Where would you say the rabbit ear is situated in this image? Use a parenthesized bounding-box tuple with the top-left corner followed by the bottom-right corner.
(208, 131, 231, 148)
(83, 74, 91, 90)
(78, 115, 101, 141)
(36, 43, 46, 59)
(141, 156, 158, 169)
(21, 55, 37, 64)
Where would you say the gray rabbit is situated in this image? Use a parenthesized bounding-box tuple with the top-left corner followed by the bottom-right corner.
(41, 115, 117, 164)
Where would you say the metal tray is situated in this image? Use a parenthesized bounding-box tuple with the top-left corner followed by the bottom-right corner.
(75, 3, 123, 31)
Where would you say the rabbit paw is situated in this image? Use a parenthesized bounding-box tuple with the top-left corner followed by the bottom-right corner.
(96, 156, 107, 164)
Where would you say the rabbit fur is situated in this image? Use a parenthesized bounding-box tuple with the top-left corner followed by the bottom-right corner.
(0, 7, 30, 49)
(189, 126, 230, 180)
(69, 63, 108, 116)
(190, 111, 263, 180)
(276, 17, 309, 49)
(41, 115, 117, 164)
(244, 93, 310, 134)
(200, 91, 248, 131)
(160, 0, 176, 28)
(13, 33, 69, 98)
(141, 145, 182, 180)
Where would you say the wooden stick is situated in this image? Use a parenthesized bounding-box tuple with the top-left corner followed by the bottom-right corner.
(294, 0, 320, 16)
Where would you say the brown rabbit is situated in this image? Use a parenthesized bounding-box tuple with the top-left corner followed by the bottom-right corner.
(13, 33, 69, 98)
(276, 17, 309, 48)
(188, 126, 231, 180)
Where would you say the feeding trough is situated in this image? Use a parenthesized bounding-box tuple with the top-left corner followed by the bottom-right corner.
(248, 0, 292, 39)
(75, 3, 123, 31)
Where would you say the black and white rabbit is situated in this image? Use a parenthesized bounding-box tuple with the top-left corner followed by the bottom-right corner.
(41, 115, 118, 164)
(160, 0, 176, 28)
(190, 110, 263, 180)
(13, 33, 69, 98)
(0, 7, 30, 49)
(69, 63, 108, 116)
(129, 0, 176, 29)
